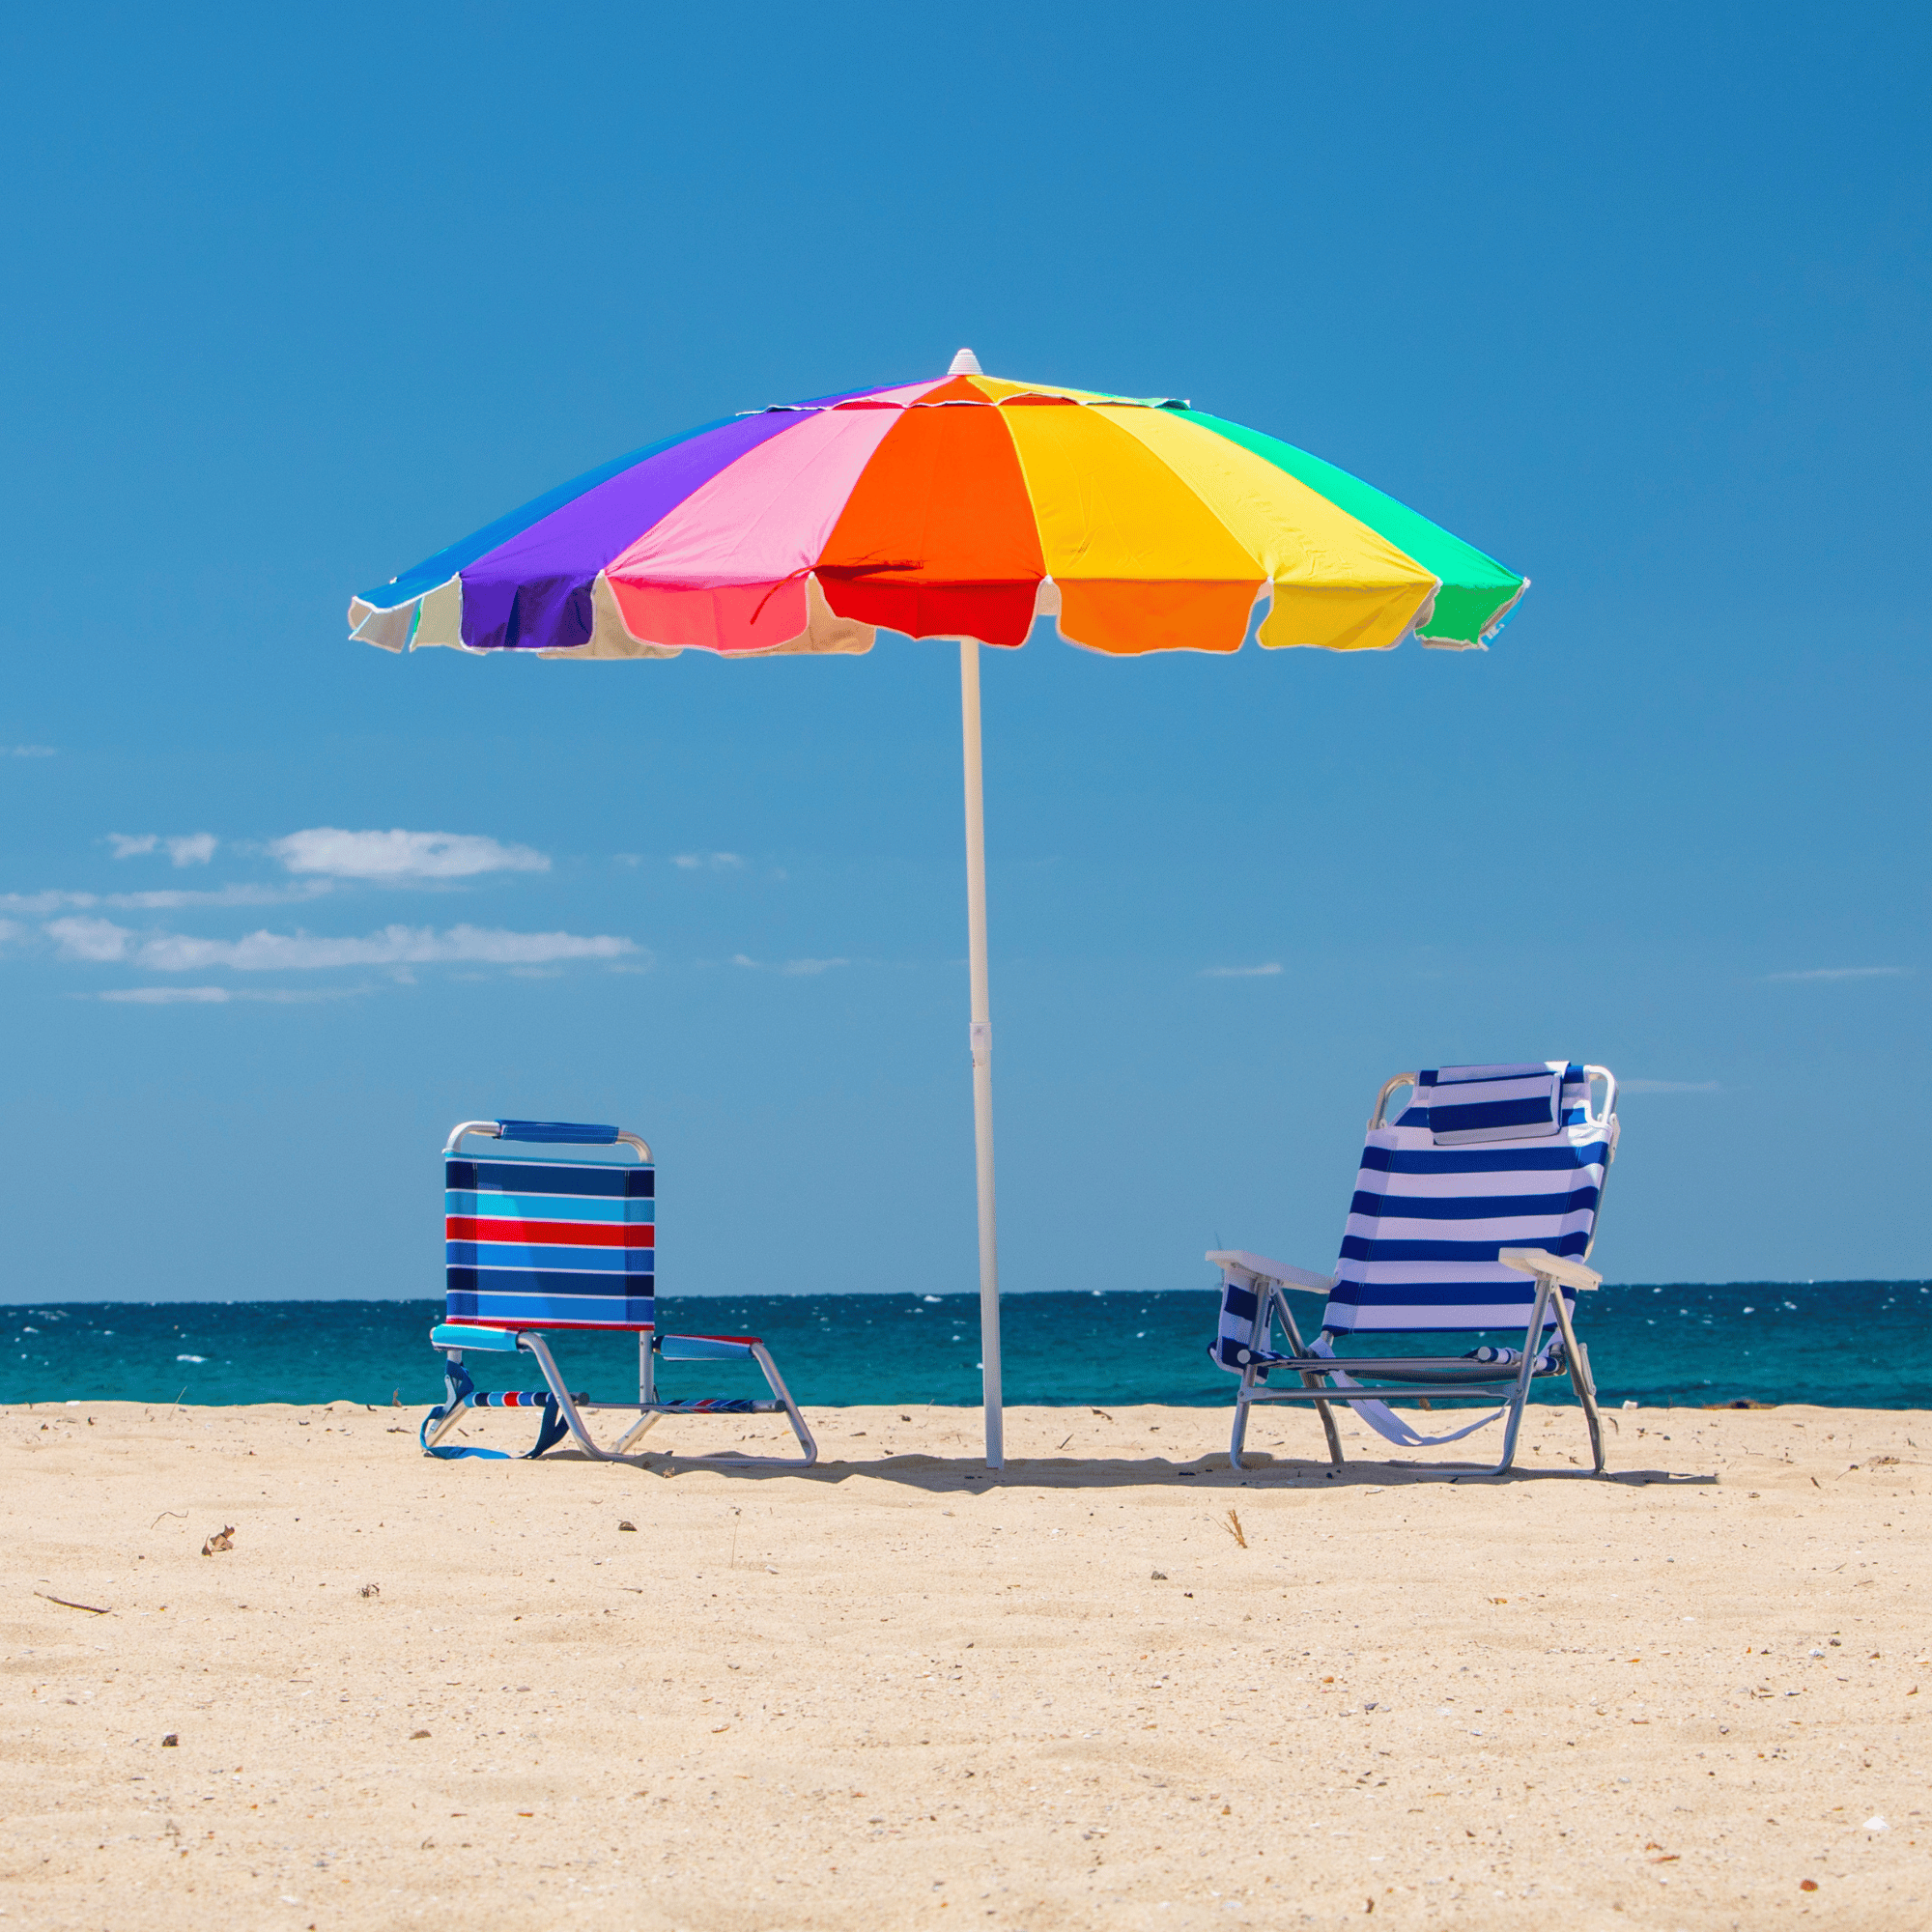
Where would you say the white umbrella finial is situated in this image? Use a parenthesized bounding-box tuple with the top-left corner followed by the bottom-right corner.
(948, 347, 982, 375)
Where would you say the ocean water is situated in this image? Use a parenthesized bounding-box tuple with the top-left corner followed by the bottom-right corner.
(3, 1282, 1927, 1411)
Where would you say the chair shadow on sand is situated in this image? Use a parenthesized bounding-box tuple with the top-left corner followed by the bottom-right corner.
(529, 1445, 1717, 1492)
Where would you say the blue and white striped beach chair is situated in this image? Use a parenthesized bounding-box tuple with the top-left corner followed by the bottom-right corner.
(421, 1119, 814, 1464)
(1209, 1064, 1618, 1476)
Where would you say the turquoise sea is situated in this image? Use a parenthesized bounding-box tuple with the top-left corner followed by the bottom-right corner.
(4, 1282, 1928, 1410)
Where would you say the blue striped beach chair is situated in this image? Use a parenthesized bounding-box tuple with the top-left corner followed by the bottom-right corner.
(421, 1119, 815, 1464)
(1208, 1064, 1618, 1476)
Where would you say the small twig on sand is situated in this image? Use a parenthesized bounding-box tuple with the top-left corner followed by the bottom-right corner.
(150, 1511, 187, 1530)
(1222, 1508, 1248, 1549)
(1057, 1434, 1074, 1450)
(166, 1385, 187, 1421)
(37, 1591, 109, 1615)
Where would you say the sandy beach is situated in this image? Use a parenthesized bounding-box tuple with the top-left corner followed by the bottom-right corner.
(4, 1397, 1926, 1930)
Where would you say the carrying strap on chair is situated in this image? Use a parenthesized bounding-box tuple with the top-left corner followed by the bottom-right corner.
(526, 1395, 572, 1458)
(419, 1354, 575, 1460)
(421, 1357, 503, 1460)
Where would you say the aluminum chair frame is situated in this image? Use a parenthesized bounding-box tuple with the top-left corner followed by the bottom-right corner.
(422, 1120, 815, 1466)
(1213, 1065, 1615, 1479)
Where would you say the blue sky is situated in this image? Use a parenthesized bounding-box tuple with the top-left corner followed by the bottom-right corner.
(2, 0, 1925, 1300)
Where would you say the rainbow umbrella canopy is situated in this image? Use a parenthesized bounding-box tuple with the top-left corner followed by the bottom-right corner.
(349, 350, 1527, 1465)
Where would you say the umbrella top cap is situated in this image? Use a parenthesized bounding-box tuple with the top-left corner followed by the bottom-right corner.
(948, 347, 983, 375)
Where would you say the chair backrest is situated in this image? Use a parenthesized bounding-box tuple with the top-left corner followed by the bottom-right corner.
(444, 1122, 655, 1330)
(1324, 1063, 1616, 1335)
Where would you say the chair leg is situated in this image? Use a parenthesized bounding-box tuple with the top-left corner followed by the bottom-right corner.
(661, 1346, 818, 1467)
(422, 1399, 469, 1449)
(1313, 1393, 1344, 1466)
(1491, 1278, 1551, 1475)
(613, 1334, 660, 1452)
(751, 1343, 818, 1466)
(422, 1354, 471, 1450)
(517, 1334, 620, 1461)
(1278, 1298, 1343, 1467)
(1227, 1285, 1283, 1474)
(1230, 1377, 1253, 1472)
(1548, 1288, 1606, 1474)
(612, 1410, 664, 1455)
(1492, 1387, 1530, 1476)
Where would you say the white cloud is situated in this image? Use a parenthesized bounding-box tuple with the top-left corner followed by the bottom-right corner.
(673, 852, 747, 871)
(7, 745, 55, 758)
(106, 832, 218, 867)
(44, 916, 637, 973)
(95, 985, 371, 1006)
(0, 919, 22, 945)
(731, 952, 849, 976)
(269, 828, 551, 881)
(1621, 1079, 1721, 1094)
(1200, 962, 1283, 979)
(48, 916, 133, 961)
(167, 833, 217, 867)
(1763, 966, 1912, 982)
(2, 882, 331, 914)
(134, 923, 636, 973)
(99, 986, 231, 1005)
(114, 882, 326, 910)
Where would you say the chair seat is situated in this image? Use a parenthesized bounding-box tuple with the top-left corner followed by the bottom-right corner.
(646, 1396, 783, 1414)
(1281, 1354, 1560, 1385)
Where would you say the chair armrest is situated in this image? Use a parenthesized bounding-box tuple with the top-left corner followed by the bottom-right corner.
(431, 1323, 524, 1352)
(1206, 1250, 1339, 1294)
(659, 1333, 759, 1362)
(1497, 1248, 1602, 1293)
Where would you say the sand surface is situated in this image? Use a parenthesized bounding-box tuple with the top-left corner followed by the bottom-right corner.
(4, 1396, 1928, 1930)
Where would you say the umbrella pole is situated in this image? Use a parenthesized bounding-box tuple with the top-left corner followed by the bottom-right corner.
(958, 639, 1004, 1470)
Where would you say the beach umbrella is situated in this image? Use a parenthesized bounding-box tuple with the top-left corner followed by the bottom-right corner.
(348, 350, 1527, 1468)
